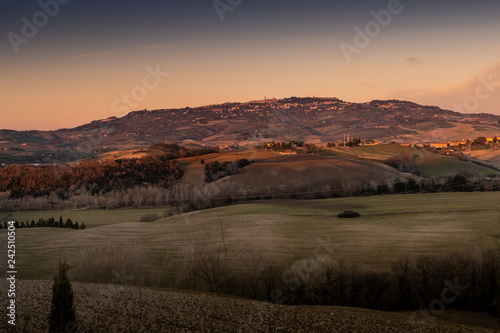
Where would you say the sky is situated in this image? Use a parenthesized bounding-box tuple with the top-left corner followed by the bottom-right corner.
(1, 0, 499, 130)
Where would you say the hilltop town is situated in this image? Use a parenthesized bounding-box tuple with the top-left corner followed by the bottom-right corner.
(0, 97, 499, 165)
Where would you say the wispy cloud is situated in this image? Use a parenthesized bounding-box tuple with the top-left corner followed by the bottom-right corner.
(405, 57, 427, 66)
(393, 62, 500, 115)
(66, 39, 211, 60)
(357, 80, 379, 88)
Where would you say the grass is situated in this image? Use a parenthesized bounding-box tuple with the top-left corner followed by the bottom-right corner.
(5, 208, 169, 227)
(330, 144, 500, 177)
(1, 192, 499, 285)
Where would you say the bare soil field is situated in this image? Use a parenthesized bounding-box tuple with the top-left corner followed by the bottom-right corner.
(0, 280, 496, 333)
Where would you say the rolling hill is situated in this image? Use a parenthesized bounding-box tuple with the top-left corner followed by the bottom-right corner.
(1, 97, 499, 164)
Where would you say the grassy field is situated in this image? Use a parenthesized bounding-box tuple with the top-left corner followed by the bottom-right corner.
(467, 148, 500, 169)
(0, 208, 169, 227)
(1, 192, 499, 285)
(331, 144, 500, 177)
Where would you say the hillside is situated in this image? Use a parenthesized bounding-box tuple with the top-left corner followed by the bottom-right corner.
(216, 154, 407, 196)
(0, 280, 496, 332)
(1, 97, 499, 164)
(327, 144, 500, 177)
(4, 192, 499, 281)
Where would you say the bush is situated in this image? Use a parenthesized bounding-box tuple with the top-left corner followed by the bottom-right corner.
(383, 154, 417, 173)
(337, 211, 361, 218)
(139, 213, 161, 222)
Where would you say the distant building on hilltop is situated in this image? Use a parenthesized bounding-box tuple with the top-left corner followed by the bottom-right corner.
(430, 143, 448, 149)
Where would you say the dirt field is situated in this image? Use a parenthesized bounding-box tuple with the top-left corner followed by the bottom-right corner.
(0, 280, 496, 333)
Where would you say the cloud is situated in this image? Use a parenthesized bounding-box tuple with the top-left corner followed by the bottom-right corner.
(357, 80, 379, 88)
(393, 62, 500, 115)
(66, 39, 211, 60)
(405, 57, 427, 66)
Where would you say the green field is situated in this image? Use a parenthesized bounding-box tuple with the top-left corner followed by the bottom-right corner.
(331, 144, 500, 177)
(1, 192, 499, 287)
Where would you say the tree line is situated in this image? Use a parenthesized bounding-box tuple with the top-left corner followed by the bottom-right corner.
(0, 216, 86, 230)
(0, 157, 183, 199)
(176, 243, 500, 316)
(142, 143, 219, 160)
(256, 141, 316, 151)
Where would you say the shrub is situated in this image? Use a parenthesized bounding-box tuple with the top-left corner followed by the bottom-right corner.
(383, 154, 417, 173)
(337, 211, 361, 218)
(139, 213, 161, 222)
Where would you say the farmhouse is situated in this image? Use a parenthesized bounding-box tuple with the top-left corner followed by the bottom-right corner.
(279, 151, 297, 156)
(448, 140, 468, 147)
(430, 143, 448, 149)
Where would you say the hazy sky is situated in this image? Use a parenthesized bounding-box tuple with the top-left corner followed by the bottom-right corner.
(1, 0, 499, 130)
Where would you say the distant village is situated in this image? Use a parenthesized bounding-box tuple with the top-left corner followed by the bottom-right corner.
(256, 135, 500, 155)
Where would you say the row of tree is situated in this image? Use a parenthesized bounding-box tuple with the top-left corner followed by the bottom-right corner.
(1, 171, 499, 212)
(0, 156, 183, 198)
(0, 216, 86, 230)
(256, 141, 317, 151)
(143, 143, 219, 160)
(177, 243, 499, 315)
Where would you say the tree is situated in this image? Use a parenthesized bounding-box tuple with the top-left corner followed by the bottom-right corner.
(48, 261, 77, 333)
(65, 218, 74, 229)
(473, 137, 487, 146)
(392, 254, 414, 310)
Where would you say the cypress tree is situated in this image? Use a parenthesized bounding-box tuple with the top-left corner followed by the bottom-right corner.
(65, 218, 74, 229)
(58, 216, 64, 228)
(48, 261, 77, 333)
(74, 222, 79, 230)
